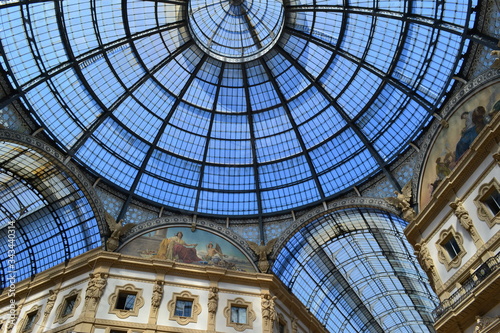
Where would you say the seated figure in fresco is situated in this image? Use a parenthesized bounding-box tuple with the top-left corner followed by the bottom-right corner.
(455, 106, 487, 160)
(153, 231, 201, 263)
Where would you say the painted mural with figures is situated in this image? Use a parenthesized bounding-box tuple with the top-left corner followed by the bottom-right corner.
(119, 227, 256, 272)
(419, 81, 500, 209)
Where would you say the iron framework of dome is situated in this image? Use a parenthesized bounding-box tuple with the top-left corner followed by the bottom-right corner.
(0, 0, 476, 218)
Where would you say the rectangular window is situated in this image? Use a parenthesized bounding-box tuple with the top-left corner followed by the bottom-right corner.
(174, 299, 193, 317)
(62, 295, 77, 317)
(231, 306, 247, 324)
(444, 236, 461, 259)
(115, 292, 136, 311)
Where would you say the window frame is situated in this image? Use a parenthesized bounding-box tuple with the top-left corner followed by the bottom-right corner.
(474, 178, 500, 227)
(108, 284, 144, 319)
(167, 290, 201, 325)
(55, 289, 81, 324)
(224, 298, 256, 332)
(436, 227, 466, 270)
(20, 306, 41, 333)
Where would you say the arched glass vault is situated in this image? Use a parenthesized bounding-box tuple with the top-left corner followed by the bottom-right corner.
(0, 135, 104, 289)
(0, 0, 478, 218)
(273, 208, 437, 332)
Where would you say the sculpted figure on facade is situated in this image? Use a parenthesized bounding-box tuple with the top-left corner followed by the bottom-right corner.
(292, 317, 298, 333)
(151, 280, 164, 310)
(414, 242, 438, 291)
(208, 287, 219, 319)
(450, 198, 482, 245)
(105, 212, 135, 251)
(261, 293, 277, 324)
(493, 146, 500, 165)
(384, 182, 417, 222)
(247, 238, 277, 273)
(44, 289, 58, 317)
(85, 272, 107, 307)
(474, 315, 500, 332)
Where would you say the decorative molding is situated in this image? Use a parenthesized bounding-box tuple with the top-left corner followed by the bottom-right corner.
(43, 289, 58, 317)
(104, 270, 266, 298)
(436, 227, 466, 271)
(407, 112, 500, 242)
(474, 178, 500, 227)
(19, 305, 41, 333)
(437, 230, 500, 294)
(0, 248, 328, 333)
(107, 284, 145, 319)
(85, 273, 108, 311)
(167, 290, 202, 325)
(55, 289, 82, 324)
(223, 297, 256, 332)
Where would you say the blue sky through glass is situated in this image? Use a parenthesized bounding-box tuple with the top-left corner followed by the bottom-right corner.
(0, 0, 473, 216)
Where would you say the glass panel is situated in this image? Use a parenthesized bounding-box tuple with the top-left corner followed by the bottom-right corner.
(116, 293, 136, 310)
(273, 208, 438, 332)
(0, 0, 475, 216)
(62, 297, 77, 317)
(231, 306, 247, 324)
(444, 237, 461, 259)
(175, 300, 193, 317)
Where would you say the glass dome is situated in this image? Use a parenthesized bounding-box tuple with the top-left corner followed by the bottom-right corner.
(0, 0, 474, 216)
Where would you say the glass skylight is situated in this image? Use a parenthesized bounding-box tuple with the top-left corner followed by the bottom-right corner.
(188, 0, 285, 62)
(0, 142, 101, 288)
(0, 0, 473, 216)
(273, 208, 438, 332)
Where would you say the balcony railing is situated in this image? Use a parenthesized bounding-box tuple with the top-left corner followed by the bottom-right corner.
(432, 252, 500, 320)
